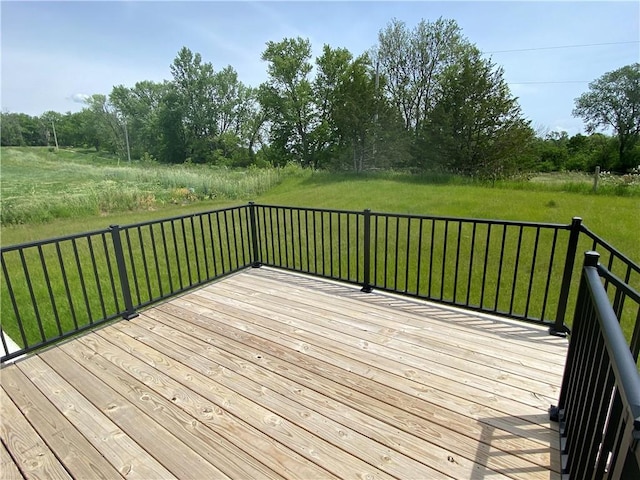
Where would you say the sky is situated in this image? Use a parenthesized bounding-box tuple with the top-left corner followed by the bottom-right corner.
(1, 1, 639, 136)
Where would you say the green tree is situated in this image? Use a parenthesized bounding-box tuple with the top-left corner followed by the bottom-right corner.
(235, 86, 266, 161)
(375, 17, 466, 134)
(83, 94, 128, 157)
(0, 112, 25, 146)
(64, 109, 101, 149)
(210, 66, 265, 164)
(423, 46, 534, 179)
(573, 63, 640, 171)
(157, 88, 187, 163)
(170, 47, 217, 163)
(109, 81, 169, 160)
(259, 37, 316, 167)
(330, 53, 382, 171)
(313, 45, 354, 168)
(212, 66, 242, 136)
(1, 113, 47, 146)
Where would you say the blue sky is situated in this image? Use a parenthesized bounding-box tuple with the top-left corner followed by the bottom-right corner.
(1, 1, 638, 135)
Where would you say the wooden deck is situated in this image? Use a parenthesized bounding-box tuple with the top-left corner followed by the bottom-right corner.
(1, 267, 568, 479)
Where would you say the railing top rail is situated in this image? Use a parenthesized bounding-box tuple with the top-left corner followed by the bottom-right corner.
(370, 212, 571, 229)
(251, 203, 364, 216)
(582, 225, 640, 275)
(597, 264, 640, 304)
(119, 204, 248, 230)
(0, 227, 112, 253)
(585, 253, 640, 429)
(252, 203, 572, 229)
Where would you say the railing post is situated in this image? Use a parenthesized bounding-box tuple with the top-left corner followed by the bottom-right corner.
(550, 217, 583, 337)
(248, 202, 261, 268)
(361, 209, 373, 293)
(110, 225, 138, 320)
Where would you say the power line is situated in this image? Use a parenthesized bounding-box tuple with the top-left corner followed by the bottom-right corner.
(483, 41, 639, 54)
(508, 80, 590, 85)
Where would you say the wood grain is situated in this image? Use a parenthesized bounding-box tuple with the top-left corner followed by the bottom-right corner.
(0, 438, 25, 480)
(0, 383, 70, 480)
(14, 356, 175, 479)
(0, 268, 565, 480)
(1, 365, 123, 480)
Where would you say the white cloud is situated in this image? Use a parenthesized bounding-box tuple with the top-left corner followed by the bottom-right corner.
(70, 93, 90, 104)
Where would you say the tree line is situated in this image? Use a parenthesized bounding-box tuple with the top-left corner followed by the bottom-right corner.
(2, 18, 638, 176)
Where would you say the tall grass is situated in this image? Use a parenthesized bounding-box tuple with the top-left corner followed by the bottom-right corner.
(0, 147, 294, 225)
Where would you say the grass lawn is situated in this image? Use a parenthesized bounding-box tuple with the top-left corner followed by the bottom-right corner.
(257, 172, 639, 264)
(1, 148, 638, 263)
(1, 148, 638, 354)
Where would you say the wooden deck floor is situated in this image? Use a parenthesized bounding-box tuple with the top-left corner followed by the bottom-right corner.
(1, 267, 568, 479)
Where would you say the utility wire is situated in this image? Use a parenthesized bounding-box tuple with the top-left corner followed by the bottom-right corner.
(508, 81, 590, 85)
(483, 41, 639, 54)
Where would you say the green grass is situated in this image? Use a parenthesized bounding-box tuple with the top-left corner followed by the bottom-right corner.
(257, 171, 639, 265)
(1, 148, 638, 356)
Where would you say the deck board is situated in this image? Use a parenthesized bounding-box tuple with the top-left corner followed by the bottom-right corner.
(1, 365, 122, 480)
(1, 267, 567, 479)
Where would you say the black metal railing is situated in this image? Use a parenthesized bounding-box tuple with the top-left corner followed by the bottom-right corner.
(251, 204, 580, 328)
(2, 203, 639, 363)
(579, 225, 640, 360)
(1, 206, 251, 362)
(1, 227, 123, 361)
(552, 252, 640, 479)
(118, 206, 252, 310)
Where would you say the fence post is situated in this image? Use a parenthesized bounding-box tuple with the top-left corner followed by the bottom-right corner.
(361, 209, 373, 293)
(550, 217, 583, 337)
(248, 202, 261, 268)
(110, 225, 138, 320)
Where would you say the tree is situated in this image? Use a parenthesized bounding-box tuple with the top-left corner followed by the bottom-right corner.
(573, 63, 640, 171)
(210, 66, 265, 164)
(374, 17, 467, 134)
(0, 112, 25, 146)
(422, 46, 534, 179)
(0, 113, 46, 146)
(109, 81, 169, 160)
(235, 86, 267, 161)
(83, 94, 128, 157)
(329, 52, 381, 171)
(157, 88, 187, 163)
(259, 37, 317, 167)
(170, 47, 217, 163)
(169, 48, 260, 164)
(313, 45, 354, 168)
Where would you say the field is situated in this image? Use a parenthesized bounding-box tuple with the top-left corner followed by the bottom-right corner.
(2, 147, 638, 259)
(1, 147, 638, 352)
(0, 147, 290, 228)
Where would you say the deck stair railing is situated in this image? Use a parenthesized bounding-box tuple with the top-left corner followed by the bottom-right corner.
(551, 252, 640, 479)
